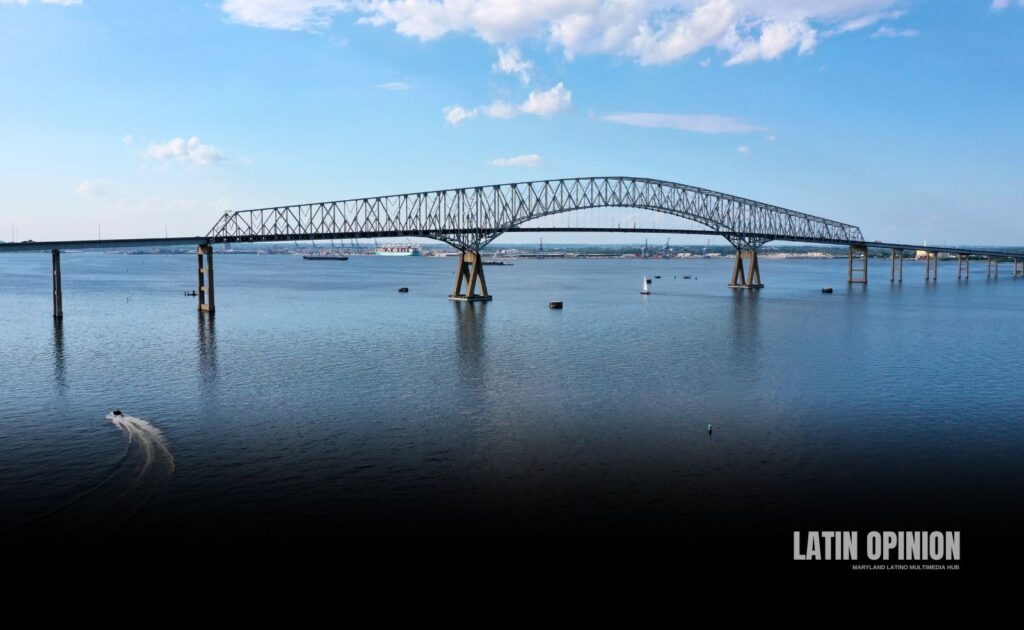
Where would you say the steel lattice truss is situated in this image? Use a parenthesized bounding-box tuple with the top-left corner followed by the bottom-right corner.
(206, 176, 864, 250)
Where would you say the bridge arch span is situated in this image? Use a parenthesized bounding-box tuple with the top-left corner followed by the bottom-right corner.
(206, 176, 865, 298)
(207, 176, 864, 251)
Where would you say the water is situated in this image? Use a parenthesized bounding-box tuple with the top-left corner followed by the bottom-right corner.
(1, 252, 1022, 566)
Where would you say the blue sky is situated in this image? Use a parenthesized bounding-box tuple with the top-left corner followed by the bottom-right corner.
(0, 0, 1021, 245)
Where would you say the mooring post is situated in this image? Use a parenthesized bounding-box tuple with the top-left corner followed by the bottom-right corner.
(51, 249, 63, 319)
(449, 249, 492, 301)
(728, 248, 762, 289)
(847, 245, 867, 284)
(197, 244, 215, 312)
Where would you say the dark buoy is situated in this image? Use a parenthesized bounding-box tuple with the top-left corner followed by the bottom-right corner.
(113, 409, 123, 416)
(398, 287, 409, 293)
(821, 287, 833, 294)
(549, 300, 563, 309)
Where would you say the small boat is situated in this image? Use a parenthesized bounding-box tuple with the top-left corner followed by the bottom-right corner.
(641, 276, 650, 295)
(683, 275, 691, 279)
(398, 287, 409, 293)
(112, 409, 123, 416)
(654, 275, 661, 279)
(549, 300, 563, 309)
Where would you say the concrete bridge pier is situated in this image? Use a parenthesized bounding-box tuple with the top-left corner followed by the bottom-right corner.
(924, 251, 938, 281)
(1014, 258, 1022, 277)
(728, 248, 763, 289)
(449, 249, 492, 301)
(847, 245, 868, 284)
(890, 248, 903, 283)
(51, 249, 63, 319)
(957, 254, 969, 279)
(987, 256, 999, 278)
(197, 244, 215, 312)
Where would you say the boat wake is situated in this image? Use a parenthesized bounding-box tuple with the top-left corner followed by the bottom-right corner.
(9, 412, 175, 539)
(107, 412, 176, 485)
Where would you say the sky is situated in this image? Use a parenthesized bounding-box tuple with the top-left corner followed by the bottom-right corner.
(0, 0, 1022, 246)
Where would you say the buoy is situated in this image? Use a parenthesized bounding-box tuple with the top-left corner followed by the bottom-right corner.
(821, 287, 833, 294)
(641, 276, 650, 295)
(549, 300, 563, 309)
(398, 287, 409, 293)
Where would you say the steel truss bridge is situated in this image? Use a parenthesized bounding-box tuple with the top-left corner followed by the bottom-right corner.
(205, 176, 865, 251)
(1, 176, 1022, 314)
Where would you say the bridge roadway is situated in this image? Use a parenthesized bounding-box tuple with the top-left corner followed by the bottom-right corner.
(2, 229, 1022, 259)
(2, 227, 1021, 319)
(1, 174, 1022, 314)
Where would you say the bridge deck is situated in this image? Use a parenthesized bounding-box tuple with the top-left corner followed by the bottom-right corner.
(0, 230, 1020, 259)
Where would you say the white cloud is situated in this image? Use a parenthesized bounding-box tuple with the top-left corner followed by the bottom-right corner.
(725, 19, 817, 66)
(823, 10, 904, 36)
(374, 81, 412, 90)
(490, 154, 543, 167)
(493, 46, 533, 84)
(872, 26, 918, 38)
(444, 105, 477, 125)
(518, 82, 571, 116)
(766, 134, 777, 141)
(121, 134, 134, 145)
(446, 82, 571, 125)
(601, 112, 763, 134)
(737, 145, 751, 154)
(221, 0, 349, 31)
(76, 179, 108, 196)
(145, 137, 225, 165)
(699, 57, 712, 67)
(990, 1, 1024, 9)
(222, 1, 906, 66)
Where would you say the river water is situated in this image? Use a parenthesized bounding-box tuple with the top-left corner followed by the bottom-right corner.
(1, 252, 1021, 567)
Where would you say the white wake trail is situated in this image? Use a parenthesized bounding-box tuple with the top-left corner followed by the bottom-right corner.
(107, 413, 176, 484)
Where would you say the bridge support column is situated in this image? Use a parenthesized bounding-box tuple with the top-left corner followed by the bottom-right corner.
(1015, 258, 1022, 277)
(449, 250, 492, 301)
(848, 245, 868, 284)
(987, 256, 998, 278)
(958, 254, 969, 280)
(924, 252, 938, 281)
(728, 249, 762, 289)
(51, 249, 63, 319)
(890, 248, 903, 283)
(197, 244, 215, 312)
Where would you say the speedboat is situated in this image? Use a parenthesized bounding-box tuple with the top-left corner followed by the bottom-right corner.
(112, 409, 123, 416)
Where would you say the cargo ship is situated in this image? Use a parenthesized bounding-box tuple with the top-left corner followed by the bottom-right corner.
(302, 253, 348, 260)
(374, 245, 421, 256)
